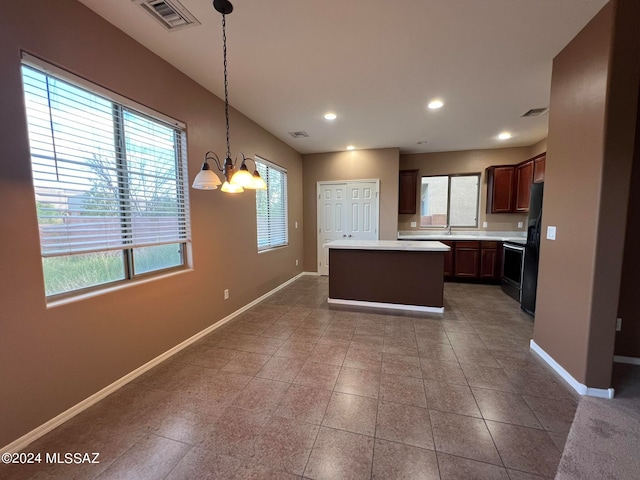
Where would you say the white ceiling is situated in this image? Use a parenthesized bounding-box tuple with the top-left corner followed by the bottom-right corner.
(78, 0, 608, 155)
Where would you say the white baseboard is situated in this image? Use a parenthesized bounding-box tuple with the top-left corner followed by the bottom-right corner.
(1, 272, 306, 455)
(530, 340, 615, 399)
(614, 355, 640, 365)
(328, 297, 444, 314)
(302, 271, 321, 276)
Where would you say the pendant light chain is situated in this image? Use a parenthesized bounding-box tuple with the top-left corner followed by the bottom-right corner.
(222, 12, 231, 160)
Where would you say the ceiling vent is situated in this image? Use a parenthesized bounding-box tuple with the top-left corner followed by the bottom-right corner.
(521, 107, 549, 117)
(288, 131, 310, 139)
(134, 0, 200, 31)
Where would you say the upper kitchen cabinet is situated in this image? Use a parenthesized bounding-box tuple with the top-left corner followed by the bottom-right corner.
(533, 154, 546, 183)
(486, 166, 515, 213)
(398, 169, 419, 214)
(486, 152, 546, 214)
(515, 160, 534, 212)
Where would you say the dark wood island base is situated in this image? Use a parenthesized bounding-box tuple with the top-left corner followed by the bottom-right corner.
(326, 240, 449, 313)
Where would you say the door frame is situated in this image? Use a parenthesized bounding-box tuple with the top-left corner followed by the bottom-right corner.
(317, 179, 380, 275)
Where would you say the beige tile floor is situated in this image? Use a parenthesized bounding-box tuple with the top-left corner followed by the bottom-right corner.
(1, 276, 580, 479)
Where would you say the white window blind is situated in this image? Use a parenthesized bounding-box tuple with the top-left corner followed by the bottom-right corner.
(256, 157, 288, 251)
(21, 63, 190, 259)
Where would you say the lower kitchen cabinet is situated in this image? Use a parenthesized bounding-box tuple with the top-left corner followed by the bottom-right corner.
(442, 240, 454, 277)
(442, 240, 502, 282)
(454, 241, 480, 278)
(480, 241, 502, 280)
(406, 239, 503, 283)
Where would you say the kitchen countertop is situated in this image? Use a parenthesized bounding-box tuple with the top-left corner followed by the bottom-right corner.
(324, 239, 450, 252)
(397, 230, 527, 245)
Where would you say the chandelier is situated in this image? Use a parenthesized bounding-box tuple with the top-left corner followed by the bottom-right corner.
(192, 0, 267, 193)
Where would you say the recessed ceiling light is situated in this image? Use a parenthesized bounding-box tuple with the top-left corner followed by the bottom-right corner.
(498, 132, 512, 140)
(346, 145, 355, 151)
(428, 100, 444, 110)
(323, 112, 337, 120)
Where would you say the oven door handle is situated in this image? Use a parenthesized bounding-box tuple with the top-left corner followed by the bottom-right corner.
(503, 244, 525, 253)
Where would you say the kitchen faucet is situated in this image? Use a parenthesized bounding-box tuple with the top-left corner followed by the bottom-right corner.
(445, 225, 451, 235)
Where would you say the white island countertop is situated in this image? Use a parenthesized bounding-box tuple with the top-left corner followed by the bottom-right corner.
(324, 239, 450, 252)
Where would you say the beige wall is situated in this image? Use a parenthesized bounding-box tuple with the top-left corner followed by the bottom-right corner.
(528, 138, 548, 158)
(0, 0, 303, 447)
(533, 0, 640, 388)
(399, 147, 535, 232)
(302, 148, 399, 271)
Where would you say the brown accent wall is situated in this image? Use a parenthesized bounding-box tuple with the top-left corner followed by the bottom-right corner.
(0, 0, 303, 447)
(302, 148, 399, 271)
(399, 148, 532, 232)
(615, 17, 640, 358)
(533, 0, 640, 388)
(616, 101, 640, 356)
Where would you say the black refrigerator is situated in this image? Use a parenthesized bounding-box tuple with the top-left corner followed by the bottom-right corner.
(521, 182, 543, 316)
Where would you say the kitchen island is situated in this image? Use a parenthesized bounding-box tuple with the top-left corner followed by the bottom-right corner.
(325, 239, 450, 313)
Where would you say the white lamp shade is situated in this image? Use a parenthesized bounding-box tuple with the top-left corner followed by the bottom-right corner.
(251, 171, 267, 190)
(220, 181, 244, 193)
(192, 169, 222, 190)
(230, 167, 254, 187)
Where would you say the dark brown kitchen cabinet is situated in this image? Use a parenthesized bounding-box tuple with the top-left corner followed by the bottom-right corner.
(515, 160, 534, 212)
(441, 240, 454, 277)
(486, 166, 515, 213)
(480, 241, 502, 280)
(454, 241, 480, 278)
(486, 153, 546, 214)
(533, 154, 546, 183)
(398, 169, 419, 214)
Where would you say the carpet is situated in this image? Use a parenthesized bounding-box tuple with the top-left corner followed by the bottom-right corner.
(556, 363, 640, 479)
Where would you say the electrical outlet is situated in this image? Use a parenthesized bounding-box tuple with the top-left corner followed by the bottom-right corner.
(224, 289, 229, 300)
(517, 222, 523, 228)
(616, 318, 622, 332)
(546, 226, 557, 240)
(410, 221, 417, 228)
(296, 259, 299, 266)
(295, 221, 298, 229)
(482, 222, 488, 228)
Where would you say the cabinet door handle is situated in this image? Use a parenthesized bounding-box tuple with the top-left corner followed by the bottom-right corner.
(343, 234, 347, 237)
(348, 234, 352, 238)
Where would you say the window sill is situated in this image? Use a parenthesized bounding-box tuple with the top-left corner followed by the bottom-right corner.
(46, 268, 193, 309)
(258, 244, 289, 254)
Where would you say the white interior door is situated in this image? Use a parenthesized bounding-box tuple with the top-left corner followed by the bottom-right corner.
(347, 182, 377, 240)
(317, 180, 379, 275)
(317, 183, 346, 276)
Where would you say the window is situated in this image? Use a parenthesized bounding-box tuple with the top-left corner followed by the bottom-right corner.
(256, 157, 288, 251)
(21, 57, 190, 298)
(420, 174, 479, 228)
